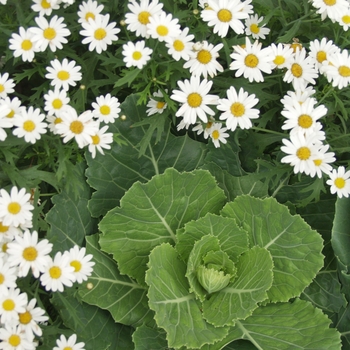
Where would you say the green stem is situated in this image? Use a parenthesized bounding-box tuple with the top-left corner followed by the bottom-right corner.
(251, 127, 285, 137)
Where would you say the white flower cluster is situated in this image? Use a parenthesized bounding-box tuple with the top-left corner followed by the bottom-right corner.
(0, 186, 94, 349)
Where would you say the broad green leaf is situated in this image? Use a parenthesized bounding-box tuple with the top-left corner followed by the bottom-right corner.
(132, 325, 168, 350)
(228, 299, 342, 350)
(50, 291, 134, 350)
(146, 243, 229, 349)
(99, 168, 226, 284)
(202, 246, 273, 327)
(335, 304, 350, 349)
(176, 213, 249, 263)
(221, 195, 324, 302)
(86, 94, 206, 217)
(77, 234, 153, 327)
(46, 162, 97, 254)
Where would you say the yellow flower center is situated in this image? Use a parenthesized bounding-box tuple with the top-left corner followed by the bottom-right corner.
(217, 9, 232, 22)
(41, 0, 51, 9)
(52, 98, 63, 109)
(91, 134, 100, 145)
(63, 347, 73, 350)
(291, 63, 303, 77)
(0, 273, 4, 284)
(7, 110, 15, 118)
(3, 299, 15, 311)
(212, 130, 220, 140)
(9, 335, 21, 347)
(70, 120, 84, 134)
(43, 27, 56, 40)
(313, 159, 322, 166)
(54, 117, 62, 125)
(173, 39, 185, 52)
(8, 202, 21, 215)
(250, 23, 260, 34)
(316, 51, 327, 63)
(156, 25, 169, 37)
(23, 246, 38, 261)
(85, 12, 95, 21)
(0, 84, 4, 93)
(273, 55, 285, 66)
(21, 39, 33, 51)
(338, 65, 350, 77)
(323, 0, 336, 5)
(100, 105, 110, 115)
(334, 177, 346, 189)
(23, 120, 36, 132)
(94, 28, 107, 40)
(290, 42, 302, 53)
(298, 114, 313, 129)
(197, 50, 212, 64)
(156, 101, 166, 109)
(342, 15, 350, 24)
(187, 93, 202, 108)
(132, 51, 142, 60)
(0, 222, 9, 233)
(244, 54, 259, 68)
(57, 70, 70, 81)
(230, 102, 245, 117)
(138, 11, 151, 25)
(70, 260, 82, 272)
(19, 311, 32, 325)
(2, 243, 8, 253)
(296, 146, 311, 160)
(49, 266, 62, 279)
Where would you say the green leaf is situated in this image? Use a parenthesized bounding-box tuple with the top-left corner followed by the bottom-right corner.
(229, 299, 342, 350)
(132, 325, 169, 350)
(50, 291, 134, 350)
(176, 213, 249, 264)
(46, 162, 97, 254)
(202, 246, 274, 327)
(99, 168, 226, 285)
(86, 94, 207, 217)
(221, 195, 324, 302)
(145, 243, 229, 349)
(77, 234, 153, 327)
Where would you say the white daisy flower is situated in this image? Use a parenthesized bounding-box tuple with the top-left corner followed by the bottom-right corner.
(65, 245, 95, 283)
(0, 256, 17, 295)
(45, 58, 82, 91)
(124, 0, 164, 38)
(40, 251, 75, 292)
(17, 298, 48, 340)
(337, 10, 350, 30)
(326, 166, 350, 198)
(0, 220, 21, 242)
(283, 48, 319, 90)
(122, 40, 153, 69)
(53, 334, 85, 350)
(208, 122, 229, 148)
(280, 87, 316, 107)
(80, 14, 120, 54)
(321, 48, 350, 89)
(55, 108, 99, 148)
(0, 104, 12, 141)
(43, 88, 70, 116)
(146, 89, 167, 116)
(176, 118, 191, 131)
(0, 325, 35, 350)
(91, 93, 121, 124)
(309, 38, 340, 71)
(6, 230, 53, 278)
(217, 86, 259, 131)
(183, 41, 224, 79)
(309, 144, 336, 178)
(88, 124, 113, 158)
(12, 106, 48, 144)
(165, 27, 195, 61)
(280, 133, 319, 175)
(0, 96, 24, 127)
(0, 187, 34, 228)
(31, 0, 60, 16)
(0, 73, 15, 99)
(311, 0, 349, 20)
(0, 287, 27, 325)
(146, 11, 181, 42)
(245, 14, 270, 40)
(8, 27, 39, 63)
(200, 0, 249, 37)
(0, 0, 6, 4)
(77, 0, 104, 24)
(29, 15, 71, 52)
(268, 43, 294, 69)
(230, 37, 273, 83)
(170, 75, 219, 125)
(192, 117, 216, 139)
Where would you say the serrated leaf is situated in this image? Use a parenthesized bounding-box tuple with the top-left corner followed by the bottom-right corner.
(132, 325, 169, 350)
(77, 234, 153, 327)
(46, 162, 97, 254)
(50, 291, 134, 350)
(86, 94, 206, 217)
(202, 246, 273, 327)
(176, 213, 249, 263)
(146, 243, 229, 349)
(221, 195, 324, 302)
(99, 168, 226, 285)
